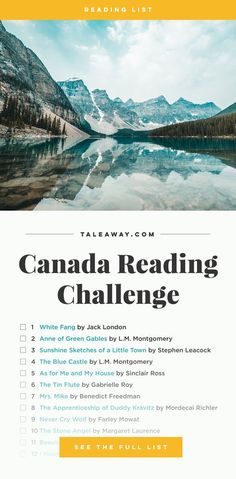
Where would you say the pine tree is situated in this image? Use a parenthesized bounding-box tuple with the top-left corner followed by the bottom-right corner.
(62, 123, 67, 136)
(56, 118, 61, 135)
(47, 115, 52, 133)
(51, 116, 57, 135)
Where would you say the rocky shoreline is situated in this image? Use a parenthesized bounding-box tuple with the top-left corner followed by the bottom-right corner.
(0, 124, 67, 139)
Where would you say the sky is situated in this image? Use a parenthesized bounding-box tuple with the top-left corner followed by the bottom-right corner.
(3, 20, 236, 108)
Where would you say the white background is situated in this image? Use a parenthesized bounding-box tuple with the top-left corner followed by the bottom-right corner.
(0, 211, 235, 478)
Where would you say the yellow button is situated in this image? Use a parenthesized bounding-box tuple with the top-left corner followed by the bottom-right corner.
(60, 437, 182, 457)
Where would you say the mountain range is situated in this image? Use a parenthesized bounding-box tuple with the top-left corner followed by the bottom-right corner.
(2, 20, 236, 140)
(58, 78, 221, 135)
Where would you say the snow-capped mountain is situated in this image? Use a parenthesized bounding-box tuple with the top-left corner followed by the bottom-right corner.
(58, 79, 144, 134)
(0, 20, 221, 139)
(58, 78, 221, 135)
(129, 96, 220, 125)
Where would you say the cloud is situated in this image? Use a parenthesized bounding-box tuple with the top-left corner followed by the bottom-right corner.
(74, 44, 89, 52)
(6, 20, 35, 27)
(88, 51, 114, 87)
(107, 22, 125, 42)
(2, 20, 236, 107)
(94, 20, 236, 107)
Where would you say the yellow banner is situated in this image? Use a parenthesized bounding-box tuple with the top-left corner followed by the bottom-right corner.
(1, 0, 236, 20)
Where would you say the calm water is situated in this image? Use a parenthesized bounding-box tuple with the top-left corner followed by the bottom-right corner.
(0, 136, 236, 210)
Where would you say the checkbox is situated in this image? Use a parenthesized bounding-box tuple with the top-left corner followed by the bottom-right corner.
(19, 427, 26, 434)
(20, 416, 27, 423)
(20, 335, 26, 342)
(20, 381, 26, 389)
(20, 393, 26, 400)
(20, 370, 26, 377)
(20, 404, 27, 411)
(20, 358, 26, 365)
(19, 439, 27, 446)
(20, 347, 26, 354)
(20, 324, 26, 330)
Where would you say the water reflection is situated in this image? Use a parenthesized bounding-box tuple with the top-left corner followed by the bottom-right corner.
(0, 136, 236, 210)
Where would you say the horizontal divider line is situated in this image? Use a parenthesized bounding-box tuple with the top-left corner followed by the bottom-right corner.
(25, 233, 75, 236)
(160, 233, 211, 235)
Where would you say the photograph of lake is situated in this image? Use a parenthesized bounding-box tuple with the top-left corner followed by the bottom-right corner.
(0, 137, 236, 210)
(1, 20, 236, 210)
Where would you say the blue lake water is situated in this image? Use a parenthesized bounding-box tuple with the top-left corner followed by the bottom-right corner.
(0, 136, 236, 210)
